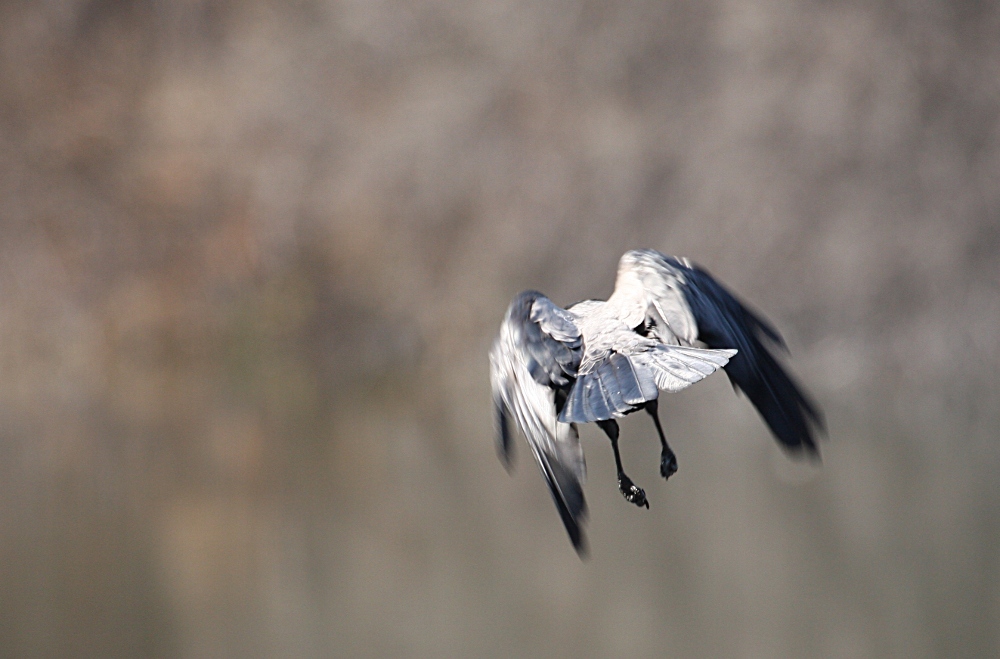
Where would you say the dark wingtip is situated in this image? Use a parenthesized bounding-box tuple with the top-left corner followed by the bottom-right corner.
(559, 504, 589, 557)
(674, 260, 825, 458)
(494, 400, 515, 473)
(796, 408, 828, 463)
(716, 334, 825, 459)
(552, 490, 589, 557)
(542, 455, 589, 556)
(497, 445, 515, 473)
(780, 437, 823, 463)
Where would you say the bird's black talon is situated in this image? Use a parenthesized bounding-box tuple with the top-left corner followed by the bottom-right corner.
(660, 450, 678, 480)
(618, 475, 648, 509)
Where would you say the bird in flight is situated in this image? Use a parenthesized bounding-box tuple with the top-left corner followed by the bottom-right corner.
(489, 249, 823, 555)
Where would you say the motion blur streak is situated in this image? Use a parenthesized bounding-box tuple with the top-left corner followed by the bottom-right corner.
(0, 1, 997, 657)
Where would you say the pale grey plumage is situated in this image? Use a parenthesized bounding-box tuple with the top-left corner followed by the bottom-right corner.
(559, 297, 734, 424)
(620, 249, 824, 454)
(490, 249, 823, 553)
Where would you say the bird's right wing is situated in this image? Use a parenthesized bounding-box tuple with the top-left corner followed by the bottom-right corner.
(490, 291, 589, 553)
(668, 258, 824, 456)
(624, 249, 824, 456)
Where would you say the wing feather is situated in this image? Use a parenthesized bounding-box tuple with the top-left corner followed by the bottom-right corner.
(669, 258, 824, 455)
(490, 291, 588, 553)
(623, 250, 824, 455)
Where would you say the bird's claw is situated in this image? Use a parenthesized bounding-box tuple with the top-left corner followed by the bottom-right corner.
(618, 475, 649, 509)
(660, 451, 678, 480)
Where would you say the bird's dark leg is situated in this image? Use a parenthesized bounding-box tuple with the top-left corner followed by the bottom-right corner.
(596, 419, 648, 509)
(645, 399, 678, 480)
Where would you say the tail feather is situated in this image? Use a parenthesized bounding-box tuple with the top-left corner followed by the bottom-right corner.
(641, 345, 736, 393)
(560, 354, 657, 423)
(557, 346, 732, 423)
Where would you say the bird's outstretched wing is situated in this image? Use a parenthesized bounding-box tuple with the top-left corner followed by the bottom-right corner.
(624, 249, 825, 456)
(490, 291, 589, 553)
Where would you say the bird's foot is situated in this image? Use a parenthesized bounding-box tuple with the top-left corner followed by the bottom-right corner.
(660, 450, 678, 480)
(618, 475, 649, 509)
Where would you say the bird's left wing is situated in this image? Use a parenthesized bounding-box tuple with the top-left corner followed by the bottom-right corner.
(490, 291, 589, 553)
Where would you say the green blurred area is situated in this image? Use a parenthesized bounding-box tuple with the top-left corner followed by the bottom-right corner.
(0, 1, 998, 657)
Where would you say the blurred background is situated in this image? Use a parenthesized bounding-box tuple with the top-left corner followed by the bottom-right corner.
(0, 0, 998, 657)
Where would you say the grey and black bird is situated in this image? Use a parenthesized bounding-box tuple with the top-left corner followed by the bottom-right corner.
(489, 249, 824, 555)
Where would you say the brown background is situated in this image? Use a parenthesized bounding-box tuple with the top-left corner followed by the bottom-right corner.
(0, 1, 998, 657)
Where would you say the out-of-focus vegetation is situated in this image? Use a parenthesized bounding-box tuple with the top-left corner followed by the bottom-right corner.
(0, 1, 998, 656)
